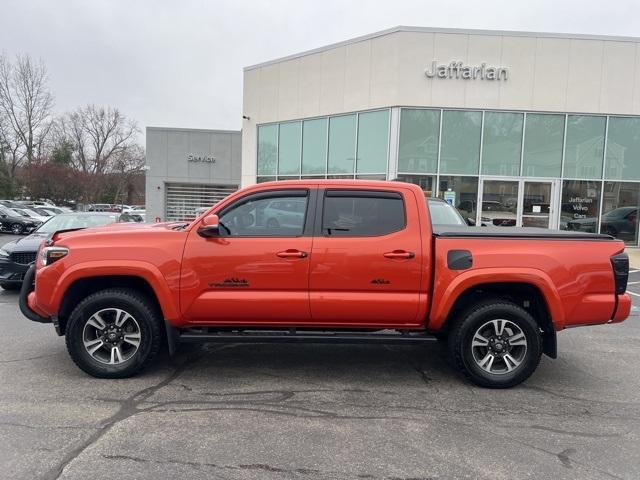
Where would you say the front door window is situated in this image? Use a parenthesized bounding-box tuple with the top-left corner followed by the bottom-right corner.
(522, 181, 552, 228)
(480, 180, 519, 227)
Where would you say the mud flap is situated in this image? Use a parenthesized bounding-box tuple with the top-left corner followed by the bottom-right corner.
(542, 329, 557, 359)
(165, 320, 180, 356)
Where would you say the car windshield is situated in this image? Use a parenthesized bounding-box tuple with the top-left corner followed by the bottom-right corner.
(10, 208, 30, 218)
(428, 199, 467, 226)
(35, 214, 118, 233)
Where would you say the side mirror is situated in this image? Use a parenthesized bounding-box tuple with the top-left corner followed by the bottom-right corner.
(197, 214, 220, 238)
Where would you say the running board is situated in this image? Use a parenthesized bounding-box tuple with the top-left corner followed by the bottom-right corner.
(178, 328, 438, 345)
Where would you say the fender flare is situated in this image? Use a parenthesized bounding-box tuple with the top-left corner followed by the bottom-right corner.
(53, 260, 180, 321)
(428, 267, 565, 331)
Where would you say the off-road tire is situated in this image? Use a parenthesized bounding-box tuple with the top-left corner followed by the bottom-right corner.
(448, 300, 542, 388)
(65, 288, 163, 378)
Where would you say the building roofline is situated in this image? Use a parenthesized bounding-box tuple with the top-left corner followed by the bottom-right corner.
(244, 25, 640, 71)
(146, 126, 241, 135)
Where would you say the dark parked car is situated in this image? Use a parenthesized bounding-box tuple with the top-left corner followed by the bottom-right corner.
(0, 212, 119, 290)
(0, 205, 41, 235)
(567, 207, 637, 241)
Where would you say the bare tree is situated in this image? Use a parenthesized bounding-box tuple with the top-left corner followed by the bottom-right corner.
(0, 54, 54, 177)
(57, 105, 140, 175)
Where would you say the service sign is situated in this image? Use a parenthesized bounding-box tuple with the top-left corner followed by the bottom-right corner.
(188, 154, 216, 163)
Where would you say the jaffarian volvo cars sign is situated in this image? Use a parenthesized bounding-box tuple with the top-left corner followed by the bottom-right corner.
(188, 154, 216, 163)
(425, 61, 509, 80)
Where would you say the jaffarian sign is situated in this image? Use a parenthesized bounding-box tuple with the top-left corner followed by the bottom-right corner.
(425, 61, 509, 80)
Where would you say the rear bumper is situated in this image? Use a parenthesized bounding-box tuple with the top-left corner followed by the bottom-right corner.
(611, 293, 632, 323)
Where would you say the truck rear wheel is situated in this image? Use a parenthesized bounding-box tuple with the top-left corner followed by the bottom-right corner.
(65, 289, 163, 378)
(448, 300, 542, 388)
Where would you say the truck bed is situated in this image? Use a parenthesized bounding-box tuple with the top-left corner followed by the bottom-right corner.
(432, 225, 613, 240)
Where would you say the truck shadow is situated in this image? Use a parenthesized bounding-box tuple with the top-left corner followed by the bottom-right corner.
(158, 341, 462, 386)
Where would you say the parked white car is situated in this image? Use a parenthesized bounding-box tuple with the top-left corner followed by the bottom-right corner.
(11, 207, 49, 223)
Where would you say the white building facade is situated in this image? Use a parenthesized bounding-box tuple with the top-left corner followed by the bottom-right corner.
(241, 26, 640, 244)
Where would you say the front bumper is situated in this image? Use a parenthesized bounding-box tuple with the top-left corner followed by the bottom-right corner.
(19, 265, 50, 323)
(0, 258, 30, 284)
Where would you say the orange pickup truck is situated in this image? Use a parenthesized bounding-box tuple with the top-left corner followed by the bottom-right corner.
(20, 180, 631, 388)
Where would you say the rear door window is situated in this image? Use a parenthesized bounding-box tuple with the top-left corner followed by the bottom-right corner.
(322, 191, 405, 236)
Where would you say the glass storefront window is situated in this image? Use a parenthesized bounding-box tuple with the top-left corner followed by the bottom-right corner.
(522, 114, 564, 178)
(328, 114, 356, 174)
(277, 121, 301, 175)
(560, 180, 601, 233)
(256, 176, 276, 183)
(563, 115, 605, 179)
(480, 180, 519, 227)
(437, 176, 479, 223)
(257, 124, 278, 176)
(440, 110, 482, 175)
(396, 174, 435, 197)
(356, 110, 389, 174)
(356, 174, 387, 180)
(601, 182, 640, 244)
(302, 118, 327, 175)
(397, 109, 440, 173)
(605, 117, 640, 181)
(481, 112, 523, 176)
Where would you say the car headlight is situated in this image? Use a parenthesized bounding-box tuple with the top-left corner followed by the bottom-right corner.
(0, 248, 8, 258)
(40, 246, 69, 266)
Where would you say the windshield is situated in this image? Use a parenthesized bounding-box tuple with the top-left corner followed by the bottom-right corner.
(10, 208, 30, 218)
(35, 214, 118, 233)
(428, 199, 466, 226)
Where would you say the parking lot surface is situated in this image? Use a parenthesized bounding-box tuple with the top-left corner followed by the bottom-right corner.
(1, 232, 639, 480)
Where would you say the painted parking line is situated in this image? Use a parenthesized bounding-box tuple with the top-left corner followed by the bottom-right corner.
(626, 291, 640, 297)
(627, 281, 640, 285)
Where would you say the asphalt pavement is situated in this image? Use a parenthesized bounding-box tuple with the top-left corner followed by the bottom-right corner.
(1, 232, 639, 480)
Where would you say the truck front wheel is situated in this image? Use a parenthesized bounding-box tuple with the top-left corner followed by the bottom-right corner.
(448, 300, 542, 388)
(65, 289, 163, 378)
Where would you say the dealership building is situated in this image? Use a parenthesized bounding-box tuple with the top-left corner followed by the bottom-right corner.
(148, 26, 640, 244)
(145, 127, 241, 222)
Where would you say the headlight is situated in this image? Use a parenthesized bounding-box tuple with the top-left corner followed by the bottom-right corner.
(0, 248, 8, 258)
(40, 246, 69, 266)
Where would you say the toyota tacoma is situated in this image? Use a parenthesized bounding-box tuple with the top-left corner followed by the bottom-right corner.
(19, 180, 631, 388)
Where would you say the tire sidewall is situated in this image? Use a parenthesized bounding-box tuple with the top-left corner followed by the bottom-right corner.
(66, 291, 160, 378)
(454, 302, 542, 388)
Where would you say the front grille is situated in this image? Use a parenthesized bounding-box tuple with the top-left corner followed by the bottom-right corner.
(10, 252, 37, 265)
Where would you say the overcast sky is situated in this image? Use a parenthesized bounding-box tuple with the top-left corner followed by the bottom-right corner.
(2, 0, 639, 143)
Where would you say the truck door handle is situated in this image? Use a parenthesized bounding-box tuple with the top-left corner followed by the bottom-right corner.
(383, 250, 415, 259)
(277, 249, 308, 258)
